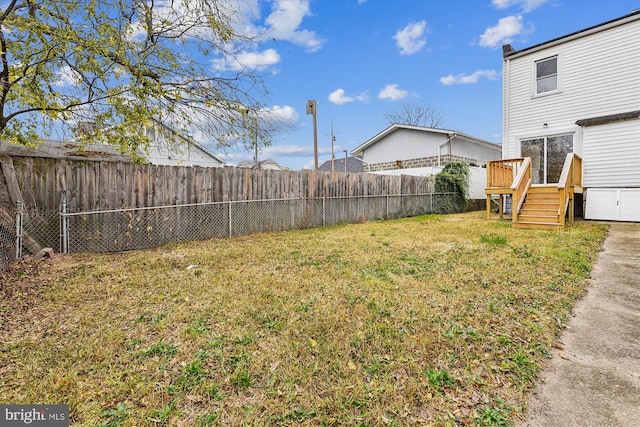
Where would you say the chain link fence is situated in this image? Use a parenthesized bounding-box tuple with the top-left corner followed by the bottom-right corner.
(59, 193, 456, 254)
(0, 192, 457, 274)
(0, 203, 19, 273)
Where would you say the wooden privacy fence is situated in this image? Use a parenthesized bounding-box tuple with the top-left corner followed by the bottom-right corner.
(3, 156, 434, 212)
(0, 156, 446, 258)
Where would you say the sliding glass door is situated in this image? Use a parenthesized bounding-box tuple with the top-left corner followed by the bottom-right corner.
(520, 134, 573, 184)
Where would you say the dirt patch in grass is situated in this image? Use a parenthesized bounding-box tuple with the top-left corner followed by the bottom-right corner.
(0, 212, 608, 426)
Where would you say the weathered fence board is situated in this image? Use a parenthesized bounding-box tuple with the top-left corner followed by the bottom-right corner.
(5, 156, 435, 215)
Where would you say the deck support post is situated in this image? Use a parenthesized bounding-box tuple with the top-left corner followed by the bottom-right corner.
(486, 195, 491, 219)
(568, 192, 574, 225)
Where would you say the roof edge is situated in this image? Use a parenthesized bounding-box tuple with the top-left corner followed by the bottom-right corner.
(575, 110, 640, 127)
(351, 124, 500, 155)
(503, 9, 640, 59)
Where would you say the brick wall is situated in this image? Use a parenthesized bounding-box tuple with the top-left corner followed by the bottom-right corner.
(369, 155, 482, 172)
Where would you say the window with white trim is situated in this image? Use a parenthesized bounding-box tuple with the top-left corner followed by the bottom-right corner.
(535, 56, 558, 94)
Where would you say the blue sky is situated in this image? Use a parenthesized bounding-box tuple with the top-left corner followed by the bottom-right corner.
(215, 0, 638, 170)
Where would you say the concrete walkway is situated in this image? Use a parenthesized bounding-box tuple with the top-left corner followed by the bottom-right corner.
(518, 222, 640, 427)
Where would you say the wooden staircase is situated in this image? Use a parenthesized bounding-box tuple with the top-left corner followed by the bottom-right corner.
(514, 186, 562, 229)
(485, 154, 583, 230)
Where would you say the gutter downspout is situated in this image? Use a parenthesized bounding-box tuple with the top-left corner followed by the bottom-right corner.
(438, 133, 457, 166)
(352, 155, 371, 172)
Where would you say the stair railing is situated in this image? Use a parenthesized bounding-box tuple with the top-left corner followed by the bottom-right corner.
(557, 153, 582, 225)
(510, 157, 532, 222)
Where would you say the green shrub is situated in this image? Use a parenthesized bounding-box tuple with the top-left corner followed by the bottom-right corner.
(435, 162, 470, 212)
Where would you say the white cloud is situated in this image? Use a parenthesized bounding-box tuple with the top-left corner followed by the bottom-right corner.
(440, 70, 499, 85)
(393, 21, 428, 55)
(265, 0, 324, 51)
(212, 48, 280, 71)
(329, 89, 354, 105)
(265, 104, 299, 125)
(479, 15, 525, 48)
(378, 84, 408, 101)
(492, 0, 550, 12)
(328, 89, 369, 105)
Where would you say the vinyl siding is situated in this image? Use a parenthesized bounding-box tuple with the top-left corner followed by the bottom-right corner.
(362, 128, 499, 164)
(503, 18, 640, 160)
(583, 120, 640, 187)
(363, 129, 450, 164)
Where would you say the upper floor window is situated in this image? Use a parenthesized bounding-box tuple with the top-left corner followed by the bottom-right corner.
(535, 56, 558, 94)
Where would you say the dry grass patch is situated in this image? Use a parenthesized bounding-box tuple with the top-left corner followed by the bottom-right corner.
(0, 212, 607, 426)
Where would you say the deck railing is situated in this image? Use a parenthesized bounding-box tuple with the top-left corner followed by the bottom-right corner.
(485, 157, 531, 220)
(557, 153, 583, 225)
(486, 157, 526, 188)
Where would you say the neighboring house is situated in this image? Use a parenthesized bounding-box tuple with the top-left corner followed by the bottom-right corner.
(236, 159, 286, 170)
(144, 120, 224, 167)
(0, 120, 225, 167)
(318, 157, 365, 173)
(500, 10, 640, 222)
(351, 124, 501, 171)
(352, 124, 501, 200)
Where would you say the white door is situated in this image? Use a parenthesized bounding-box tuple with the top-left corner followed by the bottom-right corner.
(521, 134, 573, 184)
(620, 190, 640, 221)
(585, 188, 640, 221)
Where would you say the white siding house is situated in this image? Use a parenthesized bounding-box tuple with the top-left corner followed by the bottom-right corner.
(145, 120, 224, 167)
(502, 10, 640, 221)
(351, 124, 501, 171)
(352, 124, 500, 200)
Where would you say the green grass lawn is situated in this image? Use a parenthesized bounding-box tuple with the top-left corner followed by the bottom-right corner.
(0, 212, 608, 426)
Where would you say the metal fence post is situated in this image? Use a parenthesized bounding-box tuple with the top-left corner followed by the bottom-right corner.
(228, 201, 232, 237)
(430, 193, 433, 212)
(386, 195, 389, 219)
(15, 201, 23, 259)
(61, 196, 69, 254)
(322, 197, 326, 227)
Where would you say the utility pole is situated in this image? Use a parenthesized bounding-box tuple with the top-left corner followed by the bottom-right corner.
(306, 100, 318, 170)
(331, 121, 336, 172)
(253, 117, 258, 166)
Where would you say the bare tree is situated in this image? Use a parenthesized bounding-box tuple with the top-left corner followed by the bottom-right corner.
(384, 102, 446, 128)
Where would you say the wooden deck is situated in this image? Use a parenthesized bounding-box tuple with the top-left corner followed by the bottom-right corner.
(485, 155, 583, 229)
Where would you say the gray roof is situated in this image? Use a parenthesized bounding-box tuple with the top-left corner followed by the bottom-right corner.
(0, 139, 134, 162)
(319, 157, 365, 173)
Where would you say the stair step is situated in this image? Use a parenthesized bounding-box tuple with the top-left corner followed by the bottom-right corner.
(525, 194, 560, 201)
(521, 209, 559, 216)
(524, 197, 560, 205)
(525, 196, 560, 203)
(524, 204, 558, 210)
(518, 215, 561, 223)
(529, 185, 559, 192)
(513, 221, 563, 230)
